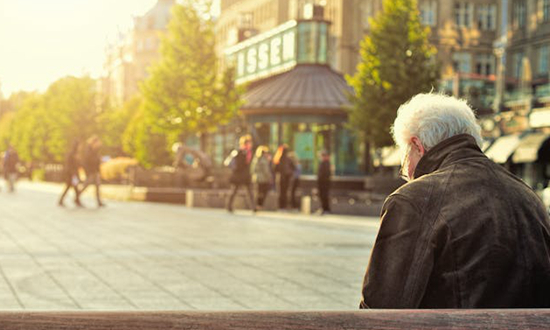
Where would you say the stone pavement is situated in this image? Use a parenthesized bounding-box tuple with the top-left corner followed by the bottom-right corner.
(0, 181, 380, 310)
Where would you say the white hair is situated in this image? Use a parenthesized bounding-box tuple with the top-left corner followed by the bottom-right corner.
(391, 93, 483, 151)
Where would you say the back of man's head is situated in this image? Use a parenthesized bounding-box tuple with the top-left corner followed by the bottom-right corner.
(392, 93, 482, 151)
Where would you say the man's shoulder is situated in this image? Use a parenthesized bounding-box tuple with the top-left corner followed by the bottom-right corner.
(391, 173, 440, 199)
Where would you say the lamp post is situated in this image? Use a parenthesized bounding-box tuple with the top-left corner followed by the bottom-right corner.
(493, 40, 506, 113)
(493, 0, 509, 113)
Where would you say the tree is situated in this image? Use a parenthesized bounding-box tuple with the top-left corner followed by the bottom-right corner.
(346, 0, 439, 169)
(9, 93, 54, 163)
(0, 91, 33, 151)
(99, 96, 141, 157)
(43, 76, 100, 161)
(0, 77, 103, 165)
(122, 107, 171, 168)
(140, 0, 242, 157)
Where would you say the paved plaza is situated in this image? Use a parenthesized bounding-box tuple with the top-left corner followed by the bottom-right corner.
(0, 182, 380, 310)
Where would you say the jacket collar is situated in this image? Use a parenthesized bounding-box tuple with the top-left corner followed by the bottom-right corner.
(413, 134, 484, 179)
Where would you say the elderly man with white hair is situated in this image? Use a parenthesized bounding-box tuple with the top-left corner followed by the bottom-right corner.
(360, 93, 550, 309)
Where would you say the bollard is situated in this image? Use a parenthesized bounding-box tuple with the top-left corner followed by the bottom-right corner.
(186, 190, 194, 208)
(301, 196, 311, 215)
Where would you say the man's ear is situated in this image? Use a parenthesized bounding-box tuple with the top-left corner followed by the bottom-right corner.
(410, 136, 426, 156)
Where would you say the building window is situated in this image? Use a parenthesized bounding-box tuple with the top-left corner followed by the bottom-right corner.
(512, 52, 524, 78)
(544, 0, 550, 22)
(453, 52, 472, 73)
(513, 0, 526, 28)
(475, 54, 495, 76)
(477, 4, 497, 30)
(455, 2, 473, 27)
(420, 0, 437, 26)
(538, 45, 550, 75)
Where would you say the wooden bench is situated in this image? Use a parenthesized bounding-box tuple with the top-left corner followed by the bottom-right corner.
(0, 310, 548, 330)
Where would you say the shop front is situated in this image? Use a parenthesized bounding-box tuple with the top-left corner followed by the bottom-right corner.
(223, 17, 363, 176)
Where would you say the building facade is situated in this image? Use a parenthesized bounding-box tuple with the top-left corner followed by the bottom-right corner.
(100, 0, 174, 106)
(216, 0, 367, 76)
(480, 0, 550, 194)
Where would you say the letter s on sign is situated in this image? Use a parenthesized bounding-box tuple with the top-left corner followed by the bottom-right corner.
(247, 48, 257, 74)
(258, 43, 269, 70)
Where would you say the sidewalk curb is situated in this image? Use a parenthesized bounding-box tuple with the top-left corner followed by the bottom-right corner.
(17, 180, 381, 224)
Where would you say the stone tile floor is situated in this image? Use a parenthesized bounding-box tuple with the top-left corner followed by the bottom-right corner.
(0, 182, 379, 310)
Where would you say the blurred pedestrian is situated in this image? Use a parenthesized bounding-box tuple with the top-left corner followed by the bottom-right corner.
(317, 150, 331, 214)
(3, 145, 19, 193)
(58, 141, 83, 207)
(79, 136, 105, 207)
(273, 144, 294, 210)
(289, 151, 301, 209)
(225, 134, 256, 213)
(251, 146, 273, 210)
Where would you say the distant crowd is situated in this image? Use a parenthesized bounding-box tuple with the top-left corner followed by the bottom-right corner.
(224, 134, 331, 214)
(1, 133, 332, 213)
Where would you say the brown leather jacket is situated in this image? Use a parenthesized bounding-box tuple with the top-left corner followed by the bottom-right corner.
(361, 134, 550, 308)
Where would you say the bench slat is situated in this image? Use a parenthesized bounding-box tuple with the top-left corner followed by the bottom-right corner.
(0, 310, 548, 330)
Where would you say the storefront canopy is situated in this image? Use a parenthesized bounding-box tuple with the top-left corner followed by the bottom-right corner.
(242, 64, 352, 115)
(485, 134, 521, 164)
(512, 132, 550, 164)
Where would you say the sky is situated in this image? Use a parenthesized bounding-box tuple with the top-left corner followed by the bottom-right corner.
(0, 0, 162, 97)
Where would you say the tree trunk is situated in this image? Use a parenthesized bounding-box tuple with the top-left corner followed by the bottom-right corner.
(364, 139, 375, 175)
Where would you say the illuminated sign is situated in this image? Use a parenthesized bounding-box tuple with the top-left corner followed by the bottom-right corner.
(225, 20, 329, 84)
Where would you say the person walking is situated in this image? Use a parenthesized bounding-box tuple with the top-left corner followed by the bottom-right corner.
(317, 150, 331, 214)
(79, 136, 105, 207)
(3, 145, 19, 193)
(273, 144, 294, 210)
(251, 146, 273, 210)
(226, 134, 256, 213)
(58, 141, 83, 207)
(289, 151, 302, 209)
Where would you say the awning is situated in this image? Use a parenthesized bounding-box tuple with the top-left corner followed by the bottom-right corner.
(485, 134, 521, 164)
(512, 132, 550, 163)
(242, 64, 352, 115)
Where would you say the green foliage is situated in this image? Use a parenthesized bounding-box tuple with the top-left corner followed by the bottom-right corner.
(0, 108, 16, 151)
(122, 107, 171, 168)
(99, 96, 141, 157)
(346, 0, 440, 148)
(9, 93, 53, 163)
(140, 1, 242, 158)
(42, 76, 99, 161)
(0, 76, 123, 164)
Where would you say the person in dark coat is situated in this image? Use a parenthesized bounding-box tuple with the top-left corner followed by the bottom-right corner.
(251, 146, 273, 210)
(3, 145, 19, 193)
(317, 150, 331, 214)
(273, 144, 294, 210)
(58, 141, 83, 207)
(289, 151, 302, 209)
(361, 93, 550, 309)
(78, 136, 105, 207)
(226, 134, 256, 213)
